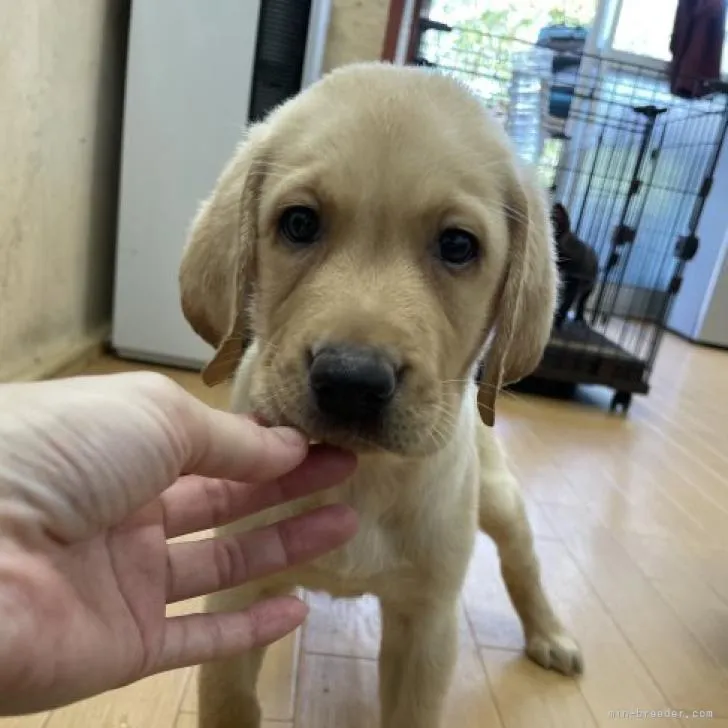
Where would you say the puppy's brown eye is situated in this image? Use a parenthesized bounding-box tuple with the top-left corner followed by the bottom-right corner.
(437, 228, 479, 267)
(279, 206, 321, 245)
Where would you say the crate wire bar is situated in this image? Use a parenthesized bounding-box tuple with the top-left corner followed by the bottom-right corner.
(414, 22, 728, 412)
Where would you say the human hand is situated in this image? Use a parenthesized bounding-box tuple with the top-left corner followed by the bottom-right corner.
(0, 372, 357, 714)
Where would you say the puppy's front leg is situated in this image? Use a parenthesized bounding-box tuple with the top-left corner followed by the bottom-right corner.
(379, 599, 458, 728)
(478, 435, 583, 676)
(198, 582, 290, 728)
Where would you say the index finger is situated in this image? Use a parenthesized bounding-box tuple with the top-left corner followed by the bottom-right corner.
(175, 391, 309, 484)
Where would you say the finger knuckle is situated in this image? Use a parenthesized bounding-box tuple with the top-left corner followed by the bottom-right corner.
(212, 537, 248, 590)
(276, 519, 300, 564)
(203, 478, 235, 528)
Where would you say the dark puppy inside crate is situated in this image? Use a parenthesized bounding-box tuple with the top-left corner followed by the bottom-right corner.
(551, 202, 598, 328)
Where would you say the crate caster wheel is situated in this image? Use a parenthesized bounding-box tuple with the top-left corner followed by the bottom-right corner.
(610, 390, 632, 414)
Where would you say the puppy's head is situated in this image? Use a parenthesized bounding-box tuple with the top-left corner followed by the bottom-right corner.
(180, 63, 556, 455)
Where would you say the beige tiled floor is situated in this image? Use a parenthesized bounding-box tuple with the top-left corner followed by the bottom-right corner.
(4, 332, 728, 727)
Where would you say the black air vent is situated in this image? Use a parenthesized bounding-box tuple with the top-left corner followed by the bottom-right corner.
(248, 0, 313, 122)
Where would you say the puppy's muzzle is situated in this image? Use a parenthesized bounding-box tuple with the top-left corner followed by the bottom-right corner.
(308, 344, 398, 427)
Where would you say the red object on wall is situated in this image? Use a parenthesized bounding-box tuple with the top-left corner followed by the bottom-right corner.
(669, 0, 727, 98)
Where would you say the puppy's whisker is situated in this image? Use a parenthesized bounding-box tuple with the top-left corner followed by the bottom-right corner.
(428, 415, 453, 451)
(476, 400, 496, 417)
(440, 378, 476, 387)
(424, 402, 458, 450)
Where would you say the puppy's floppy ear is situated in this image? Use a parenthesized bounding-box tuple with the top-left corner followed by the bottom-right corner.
(478, 164, 558, 426)
(179, 124, 269, 386)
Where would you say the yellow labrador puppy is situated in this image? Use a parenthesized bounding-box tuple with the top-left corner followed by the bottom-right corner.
(179, 62, 582, 728)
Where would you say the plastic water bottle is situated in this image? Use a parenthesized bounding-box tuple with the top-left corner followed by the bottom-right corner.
(506, 47, 554, 166)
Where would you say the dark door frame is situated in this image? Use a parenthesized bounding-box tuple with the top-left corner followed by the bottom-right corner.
(381, 0, 430, 63)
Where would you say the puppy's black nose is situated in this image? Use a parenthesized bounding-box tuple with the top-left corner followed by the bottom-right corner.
(308, 344, 397, 424)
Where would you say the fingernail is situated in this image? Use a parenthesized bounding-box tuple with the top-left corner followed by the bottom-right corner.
(271, 426, 307, 448)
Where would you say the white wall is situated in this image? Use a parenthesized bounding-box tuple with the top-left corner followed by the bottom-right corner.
(323, 0, 389, 70)
(0, 1, 129, 380)
(667, 136, 728, 343)
(694, 229, 728, 346)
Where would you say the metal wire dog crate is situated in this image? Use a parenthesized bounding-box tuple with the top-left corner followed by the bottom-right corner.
(414, 20, 728, 413)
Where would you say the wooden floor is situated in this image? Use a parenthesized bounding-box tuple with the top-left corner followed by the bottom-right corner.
(4, 333, 728, 727)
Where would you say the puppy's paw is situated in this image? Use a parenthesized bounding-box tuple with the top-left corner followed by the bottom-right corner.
(526, 632, 583, 677)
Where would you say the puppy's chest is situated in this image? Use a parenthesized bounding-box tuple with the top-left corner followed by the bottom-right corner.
(304, 511, 417, 597)
(302, 465, 441, 597)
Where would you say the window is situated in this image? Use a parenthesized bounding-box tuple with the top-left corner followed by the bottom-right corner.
(611, 0, 677, 61)
(423, 0, 728, 77)
(609, 0, 728, 76)
(427, 0, 597, 44)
